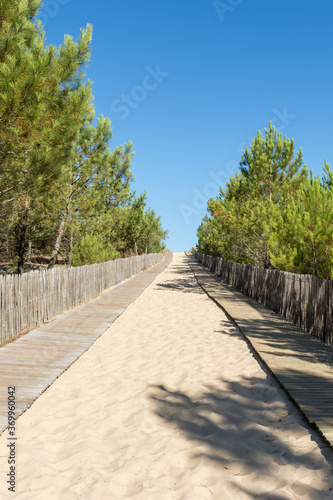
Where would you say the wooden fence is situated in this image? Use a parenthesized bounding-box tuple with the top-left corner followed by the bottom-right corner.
(0, 253, 164, 345)
(193, 250, 333, 347)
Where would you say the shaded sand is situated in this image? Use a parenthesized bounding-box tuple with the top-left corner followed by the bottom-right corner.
(0, 253, 333, 499)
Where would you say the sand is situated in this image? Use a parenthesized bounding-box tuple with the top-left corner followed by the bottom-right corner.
(0, 252, 332, 499)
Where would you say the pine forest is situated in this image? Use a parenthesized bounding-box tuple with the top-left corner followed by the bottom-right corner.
(0, 1, 168, 274)
(197, 123, 333, 280)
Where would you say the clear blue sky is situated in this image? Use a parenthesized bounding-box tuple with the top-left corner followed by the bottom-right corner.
(39, 0, 333, 251)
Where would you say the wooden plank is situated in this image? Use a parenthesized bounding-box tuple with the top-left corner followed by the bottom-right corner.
(190, 252, 333, 448)
(0, 252, 166, 345)
(0, 253, 173, 435)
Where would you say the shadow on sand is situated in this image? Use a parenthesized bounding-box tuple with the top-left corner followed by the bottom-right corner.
(148, 375, 333, 498)
(154, 262, 205, 294)
(149, 253, 333, 496)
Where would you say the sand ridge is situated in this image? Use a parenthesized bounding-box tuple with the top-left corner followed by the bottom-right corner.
(0, 253, 332, 499)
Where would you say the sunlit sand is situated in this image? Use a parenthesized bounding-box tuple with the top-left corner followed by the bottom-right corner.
(0, 253, 332, 499)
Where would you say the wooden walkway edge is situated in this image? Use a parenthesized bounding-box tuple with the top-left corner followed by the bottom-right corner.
(187, 252, 333, 448)
(0, 253, 173, 435)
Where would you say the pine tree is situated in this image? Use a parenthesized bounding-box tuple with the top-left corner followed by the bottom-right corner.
(47, 117, 134, 268)
(197, 123, 308, 268)
(236, 123, 307, 267)
(0, 0, 93, 272)
(268, 166, 333, 278)
(0, 1, 168, 270)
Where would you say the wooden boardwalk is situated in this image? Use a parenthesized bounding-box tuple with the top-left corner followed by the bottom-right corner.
(0, 253, 173, 434)
(187, 252, 333, 447)
(2, 250, 332, 448)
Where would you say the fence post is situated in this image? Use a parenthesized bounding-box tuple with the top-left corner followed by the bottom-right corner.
(194, 250, 332, 346)
(0, 252, 164, 345)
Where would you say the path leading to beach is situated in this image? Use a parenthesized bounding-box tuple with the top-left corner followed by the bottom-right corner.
(0, 253, 332, 499)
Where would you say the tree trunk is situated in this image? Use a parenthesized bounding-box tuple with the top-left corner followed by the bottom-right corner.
(26, 238, 32, 263)
(312, 241, 318, 276)
(67, 229, 74, 266)
(17, 197, 30, 274)
(48, 210, 68, 269)
(5, 235, 10, 260)
(135, 241, 138, 255)
(26, 224, 35, 263)
(264, 242, 271, 269)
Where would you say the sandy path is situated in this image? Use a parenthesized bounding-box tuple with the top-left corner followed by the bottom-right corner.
(0, 253, 332, 499)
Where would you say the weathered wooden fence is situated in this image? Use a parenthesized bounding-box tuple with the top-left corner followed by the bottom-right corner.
(193, 250, 333, 347)
(0, 253, 164, 345)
